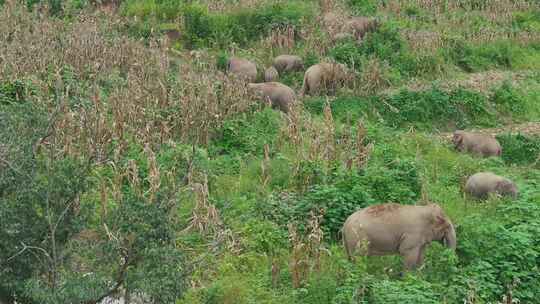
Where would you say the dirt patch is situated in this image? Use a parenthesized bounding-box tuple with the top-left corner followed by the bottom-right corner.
(384, 70, 532, 96)
(439, 122, 540, 140)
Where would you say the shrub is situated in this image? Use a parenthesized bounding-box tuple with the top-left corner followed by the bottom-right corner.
(367, 276, 441, 303)
(304, 96, 371, 123)
(377, 86, 493, 130)
(347, 0, 379, 16)
(362, 156, 421, 204)
(262, 172, 374, 238)
(212, 108, 282, 155)
(122, 0, 185, 20)
(490, 81, 526, 115)
(496, 133, 540, 165)
(446, 38, 539, 72)
(0, 80, 30, 105)
(183, 2, 313, 48)
(216, 52, 229, 71)
(513, 10, 540, 32)
(330, 22, 431, 77)
(329, 39, 364, 70)
(456, 201, 540, 302)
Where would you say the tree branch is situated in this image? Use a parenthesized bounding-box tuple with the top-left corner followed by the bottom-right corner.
(83, 251, 131, 304)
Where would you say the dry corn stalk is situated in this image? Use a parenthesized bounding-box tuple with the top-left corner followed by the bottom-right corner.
(355, 120, 373, 169)
(323, 100, 336, 163)
(260, 144, 271, 187)
(185, 176, 222, 235)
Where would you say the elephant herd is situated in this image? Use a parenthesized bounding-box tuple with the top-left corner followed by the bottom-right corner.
(223, 17, 379, 113)
(343, 131, 519, 270)
(222, 21, 519, 271)
(226, 55, 349, 113)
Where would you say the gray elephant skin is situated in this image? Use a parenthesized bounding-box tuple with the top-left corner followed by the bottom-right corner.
(342, 17, 379, 41)
(248, 82, 296, 113)
(465, 172, 518, 200)
(227, 57, 257, 82)
(342, 203, 456, 270)
(264, 66, 279, 82)
(452, 130, 502, 157)
(273, 55, 304, 73)
(301, 62, 348, 96)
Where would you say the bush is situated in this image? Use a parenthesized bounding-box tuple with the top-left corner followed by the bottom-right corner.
(0, 80, 30, 105)
(446, 38, 540, 72)
(122, 0, 185, 20)
(212, 108, 282, 155)
(362, 156, 421, 204)
(262, 172, 374, 238)
(367, 276, 441, 303)
(304, 96, 371, 123)
(183, 2, 313, 48)
(513, 10, 540, 32)
(490, 81, 526, 115)
(496, 133, 540, 165)
(329, 39, 365, 70)
(456, 201, 540, 302)
(330, 22, 437, 77)
(347, 0, 379, 16)
(378, 86, 493, 130)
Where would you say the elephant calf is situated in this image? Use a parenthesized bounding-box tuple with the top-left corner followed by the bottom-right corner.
(227, 57, 257, 82)
(342, 203, 456, 270)
(273, 55, 304, 73)
(264, 66, 279, 82)
(248, 82, 296, 113)
(465, 172, 518, 200)
(452, 130, 501, 157)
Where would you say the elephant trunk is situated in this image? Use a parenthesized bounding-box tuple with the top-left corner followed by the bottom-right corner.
(445, 223, 457, 250)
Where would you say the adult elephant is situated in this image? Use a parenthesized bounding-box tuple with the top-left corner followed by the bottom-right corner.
(227, 57, 258, 82)
(342, 17, 379, 42)
(342, 203, 456, 270)
(247, 82, 296, 113)
(465, 172, 518, 200)
(301, 62, 349, 96)
(452, 130, 501, 157)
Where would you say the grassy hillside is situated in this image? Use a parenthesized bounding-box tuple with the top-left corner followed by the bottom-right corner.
(1, 0, 540, 303)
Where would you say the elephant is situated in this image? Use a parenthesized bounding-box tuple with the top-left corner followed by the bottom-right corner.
(342, 17, 379, 42)
(452, 131, 502, 157)
(272, 55, 304, 73)
(465, 172, 518, 200)
(301, 62, 349, 96)
(342, 203, 456, 270)
(264, 66, 279, 82)
(227, 57, 258, 82)
(247, 82, 296, 113)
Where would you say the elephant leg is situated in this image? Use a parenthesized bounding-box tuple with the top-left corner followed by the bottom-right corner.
(399, 235, 423, 270)
(401, 246, 422, 270)
(416, 245, 426, 267)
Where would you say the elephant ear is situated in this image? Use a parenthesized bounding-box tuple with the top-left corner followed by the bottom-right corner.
(496, 180, 514, 195)
(452, 132, 464, 147)
(431, 214, 450, 237)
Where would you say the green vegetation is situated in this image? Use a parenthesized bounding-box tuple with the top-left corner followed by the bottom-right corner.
(1, 0, 540, 303)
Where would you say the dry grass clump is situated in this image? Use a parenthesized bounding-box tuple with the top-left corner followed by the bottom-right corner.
(288, 211, 327, 288)
(385, 0, 537, 15)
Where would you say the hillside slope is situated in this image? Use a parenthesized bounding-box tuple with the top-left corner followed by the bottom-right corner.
(1, 0, 540, 303)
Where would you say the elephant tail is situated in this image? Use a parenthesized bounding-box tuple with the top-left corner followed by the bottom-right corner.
(341, 228, 353, 261)
(300, 72, 308, 97)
